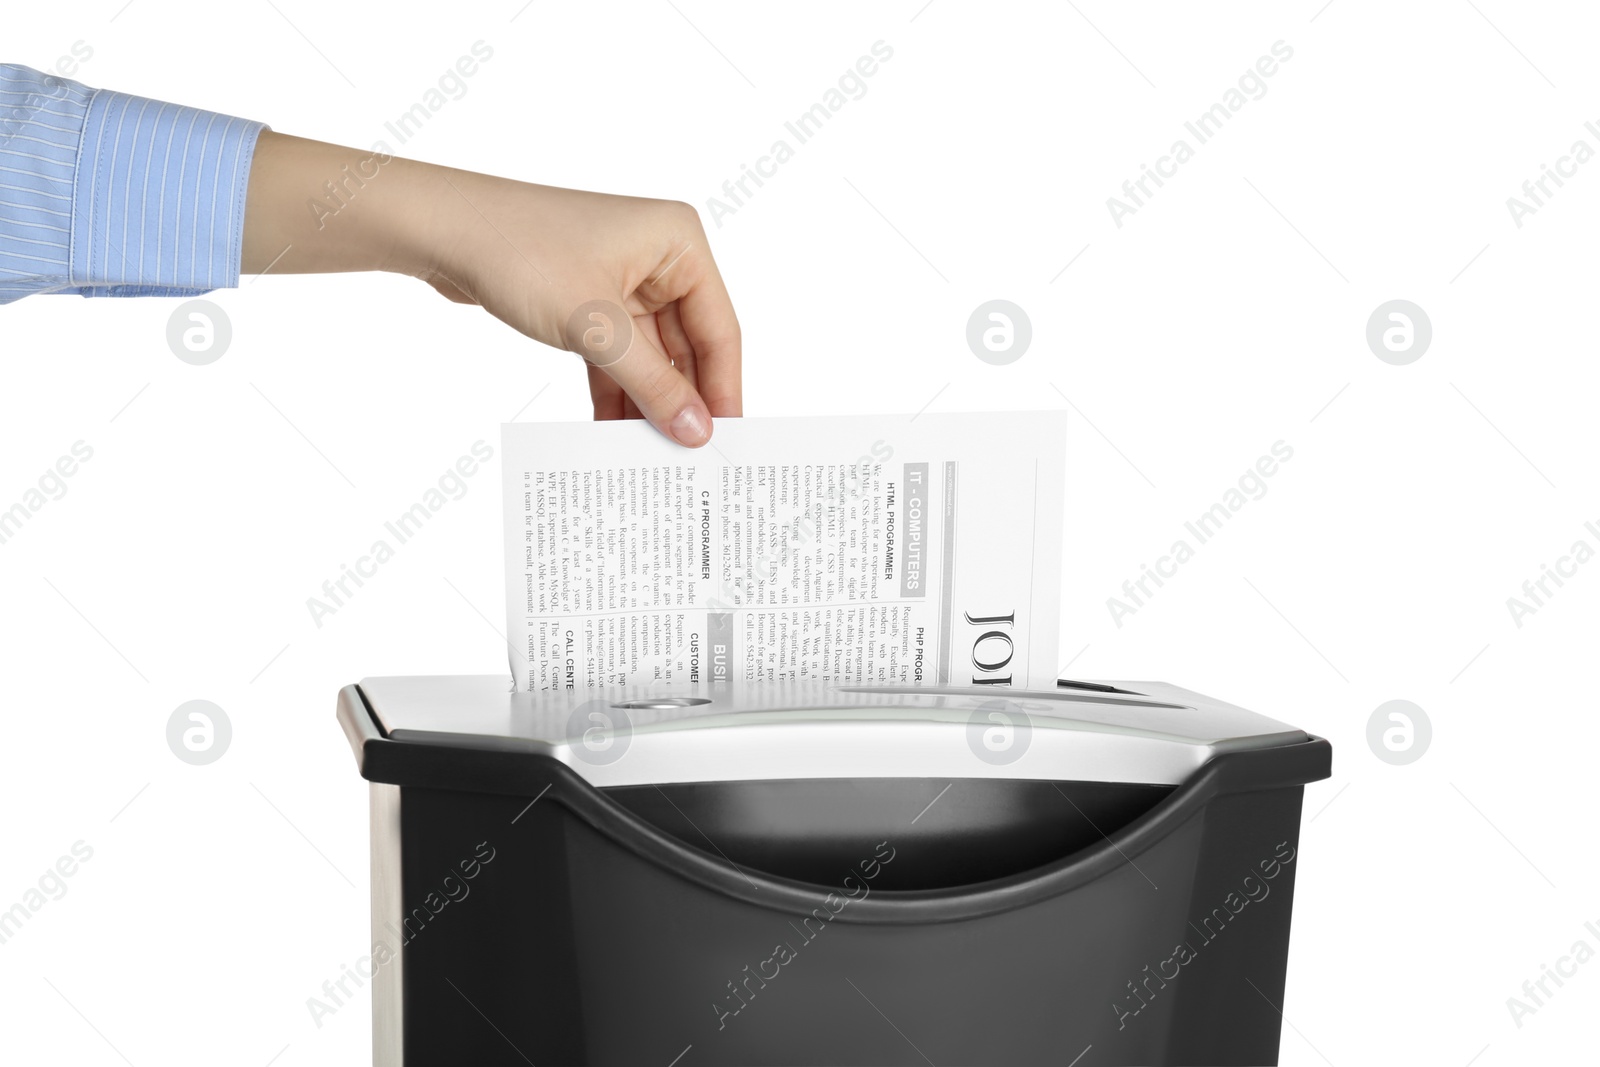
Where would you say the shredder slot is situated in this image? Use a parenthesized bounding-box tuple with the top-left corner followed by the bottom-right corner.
(1055, 678, 1136, 694)
(601, 777, 1174, 891)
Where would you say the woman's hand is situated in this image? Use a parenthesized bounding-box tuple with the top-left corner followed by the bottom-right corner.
(242, 131, 741, 446)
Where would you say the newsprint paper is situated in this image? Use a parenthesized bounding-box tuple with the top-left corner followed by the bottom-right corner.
(502, 412, 1064, 692)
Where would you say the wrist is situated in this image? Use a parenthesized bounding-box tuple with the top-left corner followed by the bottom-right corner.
(391, 163, 519, 286)
(367, 155, 476, 280)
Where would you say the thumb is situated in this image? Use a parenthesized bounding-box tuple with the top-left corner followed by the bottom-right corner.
(565, 297, 712, 447)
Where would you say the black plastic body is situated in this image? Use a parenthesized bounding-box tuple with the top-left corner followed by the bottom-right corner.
(341, 685, 1331, 1066)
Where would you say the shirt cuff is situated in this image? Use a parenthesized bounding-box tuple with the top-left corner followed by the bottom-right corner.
(68, 89, 266, 297)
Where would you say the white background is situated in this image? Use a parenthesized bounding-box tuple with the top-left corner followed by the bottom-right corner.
(3, 2, 1598, 1064)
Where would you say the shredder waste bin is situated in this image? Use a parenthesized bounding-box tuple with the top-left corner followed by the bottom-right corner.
(337, 675, 1331, 1066)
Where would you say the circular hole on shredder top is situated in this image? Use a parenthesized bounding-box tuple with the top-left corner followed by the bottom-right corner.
(613, 697, 713, 710)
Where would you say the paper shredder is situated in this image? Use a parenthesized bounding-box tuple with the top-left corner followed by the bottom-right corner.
(336, 676, 1330, 1066)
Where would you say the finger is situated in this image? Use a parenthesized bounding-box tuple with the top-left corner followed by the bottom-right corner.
(575, 295, 711, 446)
(677, 272, 740, 416)
(623, 312, 671, 419)
(587, 363, 626, 421)
(657, 301, 700, 396)
(635, 236, 741, 417)
(632, 310, 670, 369)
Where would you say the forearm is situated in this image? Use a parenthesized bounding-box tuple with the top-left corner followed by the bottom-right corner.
(240, 131, 441, 277)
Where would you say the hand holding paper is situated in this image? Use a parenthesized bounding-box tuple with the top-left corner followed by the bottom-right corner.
(241, 132, 742, 445)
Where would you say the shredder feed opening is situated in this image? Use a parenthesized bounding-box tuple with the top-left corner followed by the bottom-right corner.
(604, 776, 1177, 890)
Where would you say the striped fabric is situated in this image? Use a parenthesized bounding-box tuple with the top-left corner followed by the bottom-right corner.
(0, 63, 265, 305)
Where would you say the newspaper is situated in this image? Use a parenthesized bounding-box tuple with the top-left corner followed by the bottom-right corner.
(501, 412, 1064, 692)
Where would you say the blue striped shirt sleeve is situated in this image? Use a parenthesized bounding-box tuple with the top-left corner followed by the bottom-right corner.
(0, 63, 266, 305)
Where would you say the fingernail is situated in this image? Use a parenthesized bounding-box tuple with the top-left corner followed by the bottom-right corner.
(669, 404, 710, 446)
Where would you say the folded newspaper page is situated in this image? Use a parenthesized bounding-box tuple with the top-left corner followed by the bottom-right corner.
(502, 412, 1065, 692)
